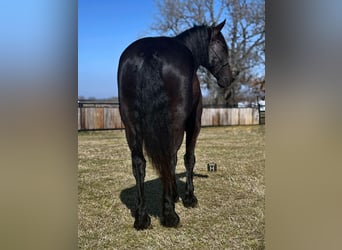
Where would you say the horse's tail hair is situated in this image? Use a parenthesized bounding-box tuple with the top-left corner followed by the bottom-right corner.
(135, 54, 173, 183)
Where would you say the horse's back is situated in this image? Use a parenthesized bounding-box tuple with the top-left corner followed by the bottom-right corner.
(119, 37, 193, 66)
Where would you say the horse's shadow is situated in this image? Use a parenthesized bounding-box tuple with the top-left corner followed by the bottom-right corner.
(119, 172, 208, 218)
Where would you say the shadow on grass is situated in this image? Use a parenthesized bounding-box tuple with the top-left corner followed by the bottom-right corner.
(120, 172, 208, 218)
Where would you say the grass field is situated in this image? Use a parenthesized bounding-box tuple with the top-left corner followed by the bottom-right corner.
(78, 125, 265, 249)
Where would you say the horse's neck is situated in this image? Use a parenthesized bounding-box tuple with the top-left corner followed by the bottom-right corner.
(175, 29, 209, 69)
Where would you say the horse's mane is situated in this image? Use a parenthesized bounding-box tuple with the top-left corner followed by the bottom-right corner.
(175, 25, 211, 68)
(175, 24, 210, 44)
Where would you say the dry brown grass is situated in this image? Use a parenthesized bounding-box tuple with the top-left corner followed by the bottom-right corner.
(78, 125, 265, 249)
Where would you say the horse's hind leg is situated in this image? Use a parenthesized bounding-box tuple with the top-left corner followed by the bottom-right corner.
(125, 127, 151, 230)
(183, 102, 202, 208)
(160, 153, 180, 227)
(132, 149, 151, 230)
(171, 154, 179, 202)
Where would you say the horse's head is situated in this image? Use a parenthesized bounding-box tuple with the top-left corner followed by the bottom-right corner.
(207, 20, 234, 88)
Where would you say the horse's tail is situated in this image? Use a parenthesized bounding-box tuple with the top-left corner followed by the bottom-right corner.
(135, 54, 173, 183)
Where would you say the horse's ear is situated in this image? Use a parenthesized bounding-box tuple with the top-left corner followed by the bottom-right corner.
(211, 19, 226, 38)
(215, 19, 226, 31)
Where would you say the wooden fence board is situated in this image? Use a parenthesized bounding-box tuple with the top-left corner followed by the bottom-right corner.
(228, 108, 240, 125)
(85, 108, 96, 130)
(81, 108, 86, 129)
(113, 108, 123, 129)
(104, 108, 114, 129)
(252, 108, 260, 125)
(96, 107, 104, 129)
(239, 108, 251, 125)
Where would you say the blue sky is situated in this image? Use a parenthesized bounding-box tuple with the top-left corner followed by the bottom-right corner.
(78, 1, 159, 99)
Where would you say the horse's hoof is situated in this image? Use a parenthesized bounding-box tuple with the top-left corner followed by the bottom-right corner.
(182, 194, 198, 208)
(161, 211, 180, 228)
(134, 213, 151, 230)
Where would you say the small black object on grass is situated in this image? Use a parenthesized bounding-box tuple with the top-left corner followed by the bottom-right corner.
(207, 162, 217, 172)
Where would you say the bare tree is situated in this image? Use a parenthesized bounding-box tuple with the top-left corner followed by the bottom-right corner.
(151, 0, 265, 106)
(223, 0, 265, 105)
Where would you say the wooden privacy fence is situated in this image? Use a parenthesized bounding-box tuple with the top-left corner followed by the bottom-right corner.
(78, 102, 263, 130)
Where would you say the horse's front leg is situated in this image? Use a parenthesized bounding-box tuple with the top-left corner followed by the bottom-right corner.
(131, 149, 151, 230)
(183, 153, 198, 207)
(183, 101, 202, 208)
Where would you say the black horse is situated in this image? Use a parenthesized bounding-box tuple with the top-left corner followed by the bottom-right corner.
(118, 20, 234, 230)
